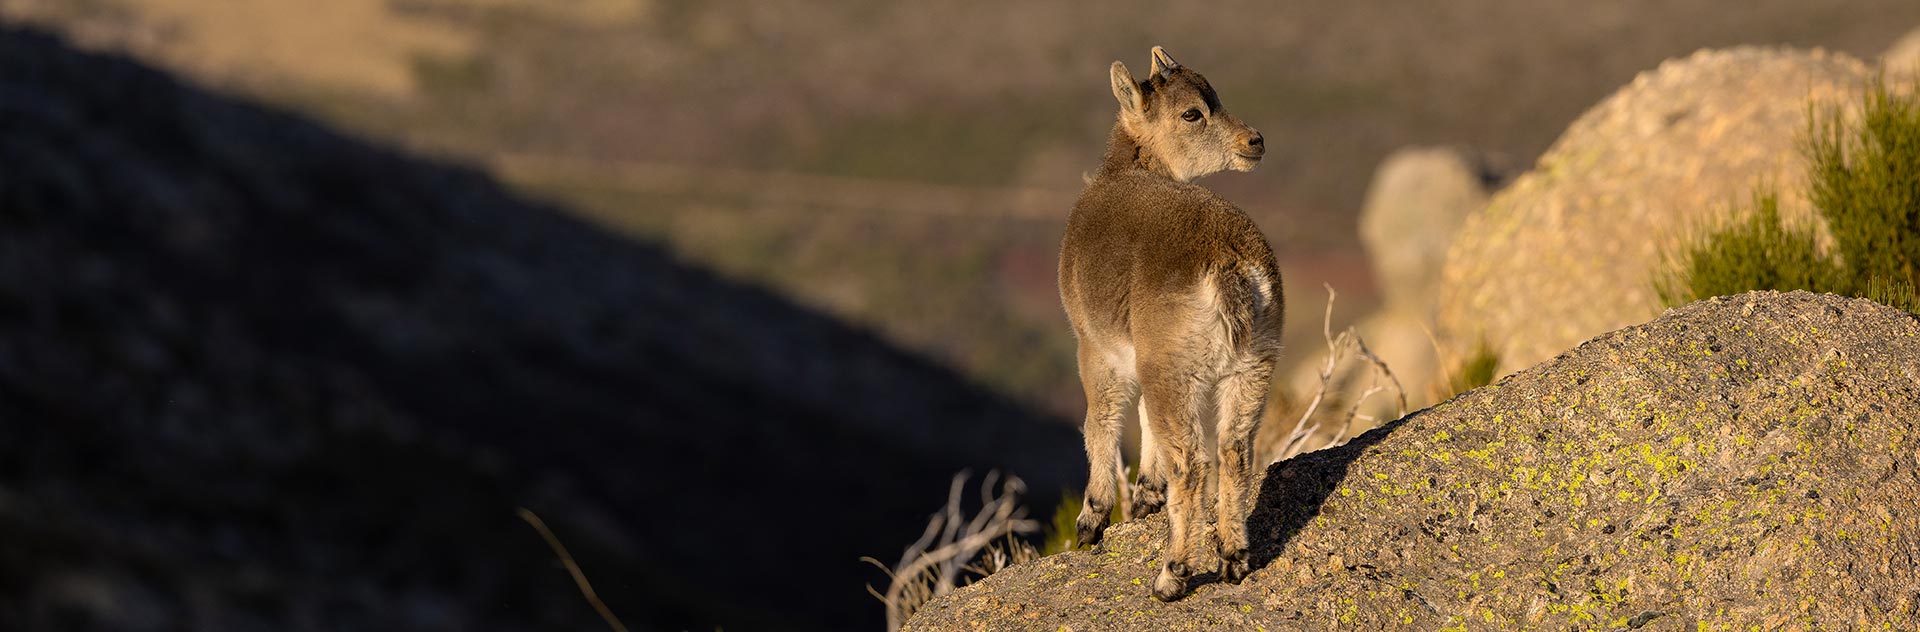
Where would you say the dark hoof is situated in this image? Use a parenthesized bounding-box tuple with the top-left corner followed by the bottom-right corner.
(1218, 549, 1250, 584)
(1075, 509, 1109, 548)
(1151, 561, 1190, 601)
(1130, 478, 1166, 517)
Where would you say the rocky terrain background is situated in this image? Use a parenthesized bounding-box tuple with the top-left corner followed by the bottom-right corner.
(915, 31, 1920, 628)
(0, 27, 1082, 631)
(1287, 30, 1920, 450)
(1436, 47, 1873, 376)
(910, 291, 1920, 630)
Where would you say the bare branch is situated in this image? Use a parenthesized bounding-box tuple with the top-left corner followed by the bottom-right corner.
(1274, 284, 1411, 463)
(1279, 285, 1344, 459)
(1349, 331, 1409, 418)
(866, 471, 1040, 631)
(517, 508, 631, 632)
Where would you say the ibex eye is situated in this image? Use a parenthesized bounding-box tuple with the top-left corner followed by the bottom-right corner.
(1181, 109, 1202, 122)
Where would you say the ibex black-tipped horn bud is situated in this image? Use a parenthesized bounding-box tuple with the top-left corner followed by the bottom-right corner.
(1150, 46, 1180, 75)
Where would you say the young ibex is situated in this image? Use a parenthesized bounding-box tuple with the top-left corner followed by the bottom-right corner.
(1058, 46, 1283, 601)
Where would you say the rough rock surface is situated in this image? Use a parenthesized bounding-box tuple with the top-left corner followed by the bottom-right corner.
(1437, 48, 1870, 375)
(1886, 26, 1920, 77)
(909, 291, 1920, 630)
(0, 27, 1080, 631)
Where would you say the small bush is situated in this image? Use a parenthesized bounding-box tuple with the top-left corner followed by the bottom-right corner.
(1809, 81, 1920, 288)
(1656, 193, 1842, 305)
(1440, 340, 1501, 400)
(1040, 492, 1083, 556)
(1661, 79, 1920, 313)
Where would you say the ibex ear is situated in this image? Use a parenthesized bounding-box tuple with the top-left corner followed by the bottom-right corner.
(1110, 61, 1145, 115)
(1150, 46, 1180, 76)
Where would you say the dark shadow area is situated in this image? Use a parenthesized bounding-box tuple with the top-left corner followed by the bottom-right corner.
(0, 26, 1082, 631)
(1246, 415, 1414, 569)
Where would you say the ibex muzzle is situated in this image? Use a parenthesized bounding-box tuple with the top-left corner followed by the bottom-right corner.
(1058, 46, 1285, 601)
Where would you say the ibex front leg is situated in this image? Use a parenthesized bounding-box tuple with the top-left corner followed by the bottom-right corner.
(1074, 346, 1138, 547)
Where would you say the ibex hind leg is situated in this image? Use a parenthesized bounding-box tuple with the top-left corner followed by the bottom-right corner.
(1131, 398, 1167, 517)
(1140, 365, 1211, 601)
(1075, 347, 1138, 548)
(1213, 357, 1274, 583)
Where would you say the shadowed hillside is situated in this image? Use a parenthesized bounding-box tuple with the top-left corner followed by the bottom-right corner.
(0, 27, 1079, 631)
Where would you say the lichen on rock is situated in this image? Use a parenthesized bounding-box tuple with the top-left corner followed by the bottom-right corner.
(909, 291, 1920, 630)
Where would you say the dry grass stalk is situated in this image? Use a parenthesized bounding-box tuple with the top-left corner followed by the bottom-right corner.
(863, 470, 1039, 631)
(517, 508, 631, 632)
(1275, 284, 1410, 463)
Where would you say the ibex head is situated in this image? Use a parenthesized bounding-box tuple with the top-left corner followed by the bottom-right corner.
(1109, 46, 1264, 182)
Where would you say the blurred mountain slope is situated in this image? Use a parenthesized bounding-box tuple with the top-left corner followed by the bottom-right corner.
(11, 1, 1920, 416)
(0, 26, 1079, 631)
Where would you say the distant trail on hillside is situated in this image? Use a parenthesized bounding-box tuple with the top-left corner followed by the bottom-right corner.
(492, 152, 1081, 218)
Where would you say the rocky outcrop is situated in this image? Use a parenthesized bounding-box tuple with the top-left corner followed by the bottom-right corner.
(1437, 48, 1870, 376)
(909, 291, 1920, 630)
(0, 27, 1080, 632)
(1886, 26, 1920, 77)
(1361, 147, 1507, 312)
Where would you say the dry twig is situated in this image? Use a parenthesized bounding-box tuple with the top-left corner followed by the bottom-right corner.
(862, 470, 1039, 631)
(517, 508, 631, 632)
(1275, 285, 1410, 462)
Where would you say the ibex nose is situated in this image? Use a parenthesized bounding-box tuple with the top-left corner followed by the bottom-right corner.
(1244, 133, 1265, 157)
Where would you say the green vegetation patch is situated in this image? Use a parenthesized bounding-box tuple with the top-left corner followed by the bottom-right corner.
(1659, 79, 1920, 313)
(1441, 339, 1501, 401)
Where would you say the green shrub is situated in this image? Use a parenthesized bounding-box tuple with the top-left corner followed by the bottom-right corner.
(1809, 82, 1920, 287)
(1660, 79, 1920, 314)
(1862, 275, 1920, 312)
(1440, 340, 1502, 401)
(1040, 492, 1083, 556)
(1656, 193, 1842, 305)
